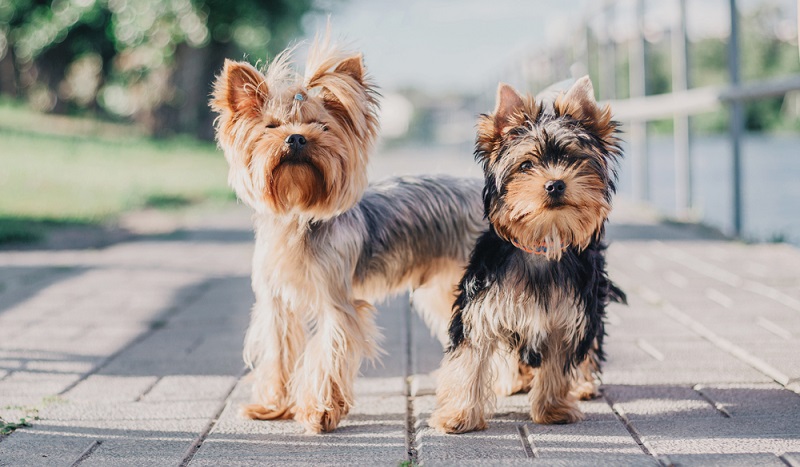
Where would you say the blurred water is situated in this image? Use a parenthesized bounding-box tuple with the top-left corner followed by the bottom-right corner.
(376, 134, 800, 245)
(617, 134, 800, 243)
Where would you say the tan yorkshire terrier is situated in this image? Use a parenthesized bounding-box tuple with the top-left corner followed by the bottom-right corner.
(210, 35, 485, 434)
(430, 78, 626, 434)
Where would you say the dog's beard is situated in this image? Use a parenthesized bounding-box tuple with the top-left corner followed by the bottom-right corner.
(491, 172, 610, 259)
(269, 158, 327, 212)
(497, 207, 606, 260)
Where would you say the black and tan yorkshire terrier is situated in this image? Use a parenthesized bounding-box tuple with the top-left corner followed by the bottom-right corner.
(430, 77, 626, 433)
(210, 35, 483, 434)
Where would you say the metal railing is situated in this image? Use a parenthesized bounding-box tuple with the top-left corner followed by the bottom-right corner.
(601, 0, 800, 236)
(503, 0, 800, 237)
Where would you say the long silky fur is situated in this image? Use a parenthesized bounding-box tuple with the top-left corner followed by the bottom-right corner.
(431, 77, 626, 433)
(211, 34, 486, 434)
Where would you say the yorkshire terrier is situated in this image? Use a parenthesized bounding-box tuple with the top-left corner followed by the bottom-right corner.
(430, 77, 626, 433)
(210, 36, 483, 434)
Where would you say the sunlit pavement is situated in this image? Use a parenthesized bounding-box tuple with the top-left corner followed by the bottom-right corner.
(1, 150, 800, 465)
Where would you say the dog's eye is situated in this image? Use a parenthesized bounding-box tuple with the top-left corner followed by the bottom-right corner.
(312, 121, 329, 131)
(520, 161, 533, 171)
(266, 122, 280, 129)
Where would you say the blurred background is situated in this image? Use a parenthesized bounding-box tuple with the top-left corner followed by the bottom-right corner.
(0, 0, 798, 247)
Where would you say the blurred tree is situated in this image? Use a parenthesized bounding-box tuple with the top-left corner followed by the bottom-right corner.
(0, 0, 317, 139)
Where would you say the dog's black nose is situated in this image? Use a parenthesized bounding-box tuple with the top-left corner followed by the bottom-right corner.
(285, 134, 307, 150)
(545, 180, 566, 197)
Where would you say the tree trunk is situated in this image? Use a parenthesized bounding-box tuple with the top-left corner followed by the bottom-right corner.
(0, 46, 19, 97)
(150, 41, 234, 140)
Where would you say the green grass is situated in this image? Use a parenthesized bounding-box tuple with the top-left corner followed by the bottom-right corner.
(0, 416, 32, 436)
(0, 103, 233, 243)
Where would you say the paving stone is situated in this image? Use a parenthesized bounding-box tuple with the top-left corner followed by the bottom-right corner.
(413, 395, 528, 463)
(64, 375, 158, 402)
(141, 375, 237, 402)
(40, 400, 220, 421)
(631, 416, 800, 455)
(525, 420, 657, 466)
(603, 385, 721, 420)
(695, 383, 800, 418)
(190, 378, 407, 466)
(664, 452, 787, 466)
(4, 191, 800, 465)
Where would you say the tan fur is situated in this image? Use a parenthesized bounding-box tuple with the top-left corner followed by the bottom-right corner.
(429, 343, 493, 434)
(432, 78, 617, 433)
(211, 35, 479, 434)
(492, 156, 610, 260)
(431, 283, 588, 432)
(475, 77, 619, 261)
(571, 353, 601, 401)
(491, 348, 533, 396)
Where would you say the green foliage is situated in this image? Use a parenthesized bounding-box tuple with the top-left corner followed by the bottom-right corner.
(0, 103, 231, 234)
(0, 417, 32, 436)
(0, 0, 318, 136)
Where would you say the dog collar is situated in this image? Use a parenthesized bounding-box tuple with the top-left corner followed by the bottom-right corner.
(511, 238, 568, 255)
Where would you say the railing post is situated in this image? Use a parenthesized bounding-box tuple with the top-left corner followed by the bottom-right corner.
(672, 0, 692, 219)
(600, 1, 617, 101)
(728, 0, 744, 236)
(629, 0, 649, 202)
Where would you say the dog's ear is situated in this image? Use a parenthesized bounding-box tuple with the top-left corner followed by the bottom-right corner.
(493, 83, 525, 134)
(211, 60, 267, 117)
(310, 52, 378, 141)
(476, 83, 527, 163)
(555, 76, 614, 138)
(333, 53, 365, 84)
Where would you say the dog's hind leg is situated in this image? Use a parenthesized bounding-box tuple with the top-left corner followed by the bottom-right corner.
(241, 297, 304, 420)
(410, 259, 464, 346)
(491, 348, 534, 396)
(571, 348, 601, 401)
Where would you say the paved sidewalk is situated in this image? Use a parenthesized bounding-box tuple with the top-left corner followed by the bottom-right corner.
(1, 156, 800, 465)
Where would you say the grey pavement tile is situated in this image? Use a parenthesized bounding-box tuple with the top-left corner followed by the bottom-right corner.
(602, 338, 772, 385)
(0, 430, 93, 467)
(0, 372, 77, 406)
(695, 383, 800, 418)
(141, 375, 237, 402)
(64, 375, 159, 402)
(353, 376, 405, 396)
(731, 339, 800, 380)
(603, 385, 722, 420)
(665, 453, 787, 466)
(189, 436, 407, 467)
(525, 420, 656, 466)
(413, 395, 528, 463)
(783, 452, 800, 467)
(415, 421, 527, 464)
(0, 418, 205, 466)
(191, 378, 407, 466)
(40, 400, 220, 421)
(632, 416, 800, 455)
(410, 308, 445, 375)
(363, 297, 408, 379)
(76, 438, 194, 467)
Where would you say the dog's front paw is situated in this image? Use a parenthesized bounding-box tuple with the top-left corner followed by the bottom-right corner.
(294, 401, 349, 434)
(531, 401, 584, 425)
(241, 403, 292, 420)
(429, 407, 487, 434)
